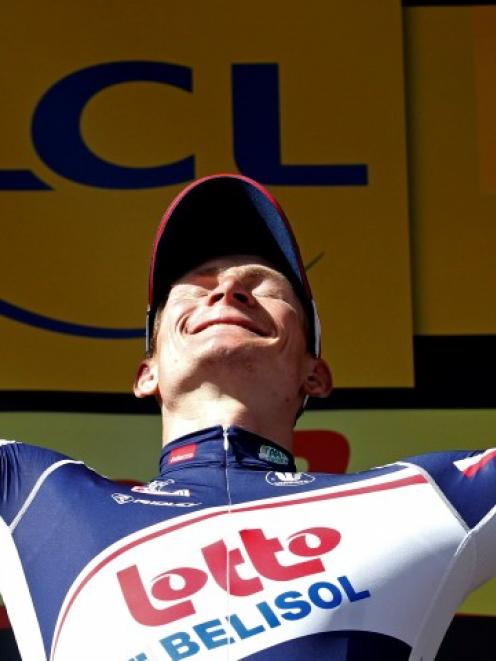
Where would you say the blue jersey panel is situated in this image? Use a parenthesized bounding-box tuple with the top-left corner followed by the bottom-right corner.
(404, 449, 496, 529)
(0, 442, 71, 527)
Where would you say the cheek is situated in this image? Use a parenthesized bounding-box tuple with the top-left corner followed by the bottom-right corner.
(275, 307, 307, 350)
(159, 302, 193, 340)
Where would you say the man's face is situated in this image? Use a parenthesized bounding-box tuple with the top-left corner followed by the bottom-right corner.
(149, 255, 312, 403)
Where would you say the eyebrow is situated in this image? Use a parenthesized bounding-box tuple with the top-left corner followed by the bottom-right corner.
(191, 266, 222, 277)
(191, 264, 286, 282)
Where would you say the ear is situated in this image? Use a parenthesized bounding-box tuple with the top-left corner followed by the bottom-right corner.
(133, 359, 159, 399)
(302, 357, 333, 399)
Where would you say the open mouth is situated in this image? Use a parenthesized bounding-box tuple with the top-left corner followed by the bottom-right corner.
(191, 318, 268, 337)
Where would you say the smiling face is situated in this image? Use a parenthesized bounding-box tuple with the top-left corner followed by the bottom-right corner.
(161, 254, 307, 354)
(158, 254, 308, 378)
(137, 255, 329, 411)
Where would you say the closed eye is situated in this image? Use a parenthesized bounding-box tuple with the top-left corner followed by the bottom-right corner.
(254, 286, 289, 301)
(168, 284, 210, 301)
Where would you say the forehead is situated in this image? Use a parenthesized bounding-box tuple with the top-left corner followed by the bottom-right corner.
(174, 254, 294, 287)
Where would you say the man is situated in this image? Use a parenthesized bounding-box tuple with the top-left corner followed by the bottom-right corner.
(1, 174, 495, 661)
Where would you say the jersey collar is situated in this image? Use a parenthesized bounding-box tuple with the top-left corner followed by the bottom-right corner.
(159, 425, 296, 474)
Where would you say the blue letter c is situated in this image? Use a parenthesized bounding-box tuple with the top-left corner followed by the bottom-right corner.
(32, 61, 194, 189)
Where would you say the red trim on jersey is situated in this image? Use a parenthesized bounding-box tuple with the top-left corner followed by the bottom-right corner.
(463, 449, 496, 478)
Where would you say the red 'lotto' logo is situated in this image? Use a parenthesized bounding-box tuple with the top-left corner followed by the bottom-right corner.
(117, 526, 341, 627)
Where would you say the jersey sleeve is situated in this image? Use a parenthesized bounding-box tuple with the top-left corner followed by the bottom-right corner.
(403, 448, 496, 587)
(0, 440, 71, 527)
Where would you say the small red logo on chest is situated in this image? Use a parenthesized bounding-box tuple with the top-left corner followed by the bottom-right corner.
(169, 444, 197, 464)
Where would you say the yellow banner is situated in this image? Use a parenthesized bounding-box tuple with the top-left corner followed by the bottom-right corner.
(0, 0, 413, 392)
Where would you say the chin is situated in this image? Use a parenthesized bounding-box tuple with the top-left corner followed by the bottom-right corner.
(195, 338, 267, 365)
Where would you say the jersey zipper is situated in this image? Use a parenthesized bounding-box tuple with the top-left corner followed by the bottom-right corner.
(223, 425, 233, 660)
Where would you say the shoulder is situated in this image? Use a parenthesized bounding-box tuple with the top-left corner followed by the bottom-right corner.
(0, 439, 80, 526)
(399, 449, 496, 528)
(0, 438, 74, 471)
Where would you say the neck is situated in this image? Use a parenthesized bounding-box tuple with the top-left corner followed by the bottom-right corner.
(161, 383, 296, 451)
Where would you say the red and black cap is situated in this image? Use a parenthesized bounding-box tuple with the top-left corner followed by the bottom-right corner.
(146, 173, 321, 355)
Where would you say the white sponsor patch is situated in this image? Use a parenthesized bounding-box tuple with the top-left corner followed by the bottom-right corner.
(259, 445, 289, 466)
(266, 471, 316, 486)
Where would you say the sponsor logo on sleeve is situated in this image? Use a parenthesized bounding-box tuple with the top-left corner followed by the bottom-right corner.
(266, 471, 316, 486)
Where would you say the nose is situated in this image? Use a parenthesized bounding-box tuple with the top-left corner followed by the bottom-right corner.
(207, 275, 255, 307)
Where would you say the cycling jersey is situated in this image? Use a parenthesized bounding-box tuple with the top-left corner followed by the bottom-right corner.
(0, 426, 495, 661)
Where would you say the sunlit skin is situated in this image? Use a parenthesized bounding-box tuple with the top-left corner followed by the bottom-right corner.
(134, 255, 332, 450)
